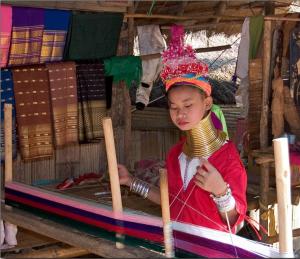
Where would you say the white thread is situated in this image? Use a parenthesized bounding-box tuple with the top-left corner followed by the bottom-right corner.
(225, 211, 239, 258)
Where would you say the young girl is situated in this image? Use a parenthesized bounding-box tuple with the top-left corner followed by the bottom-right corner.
(118, 25, 247, 233)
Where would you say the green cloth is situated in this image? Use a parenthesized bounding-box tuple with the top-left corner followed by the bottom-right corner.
(64, 12, 123, 60)
(104, 56, 142, 88)
(249, 15, 264, 59)
(211, 104, 229, 139)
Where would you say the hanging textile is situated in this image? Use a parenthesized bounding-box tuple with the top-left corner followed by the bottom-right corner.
(1, 69, 17, 161)
(249, 15, 264, 59)
(104, 56, 142, 88)
(12, 65, 54, 160)
(64, 12, 123, 60)
(135, 25, 165, 109)
(76, 61, 107, 143)
(0, 5, 12, 68)
(289, 26, 300, 105)
(8, 7, 44, 66)
(40, 9, 71, 63)
(46, 62, 78, 147)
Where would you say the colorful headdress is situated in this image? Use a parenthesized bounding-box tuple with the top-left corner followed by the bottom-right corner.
(160, 25, 211, 96)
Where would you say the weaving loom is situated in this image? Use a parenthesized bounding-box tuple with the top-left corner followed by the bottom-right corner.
(2, 106, 285, 258)
(4, 181, 280, 258)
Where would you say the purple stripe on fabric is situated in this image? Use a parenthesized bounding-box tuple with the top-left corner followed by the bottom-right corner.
(5, 187, 163, 235)
(174, 230, 263, 258)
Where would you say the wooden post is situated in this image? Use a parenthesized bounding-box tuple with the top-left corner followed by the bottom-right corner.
(273, 137, 294, 257)
(4, 103, 13, 182)
(123, 1, 134, 169)
(159, 168, 174, 258)
(260, 19, 272, 149)
(102, 117, 124, 249)
(259, 162, 270, 242)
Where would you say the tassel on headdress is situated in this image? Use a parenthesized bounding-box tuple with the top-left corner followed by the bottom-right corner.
(160, 25, 211, 95)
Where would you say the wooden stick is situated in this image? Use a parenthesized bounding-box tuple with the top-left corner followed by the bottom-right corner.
(6, 246, 90, 258)
(260, 20, 272, 148)
(159, 168, 174, 258)
(102, 117, 124, 249)
(141, 45, 231, 60)
(4, 103, 13, 182)
(273, 137, 294, 257)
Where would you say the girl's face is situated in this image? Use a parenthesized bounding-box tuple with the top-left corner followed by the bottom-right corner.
(168, 85, 212, 131)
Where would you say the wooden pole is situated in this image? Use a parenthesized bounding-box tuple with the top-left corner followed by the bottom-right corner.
(273, 137, 294, 257)
(260, 19, 272, 149)
(4, 103, 13, 182)
(102, 117, 124, 249)
(159, 168, 174, 258)
(6, 246, 90, 258)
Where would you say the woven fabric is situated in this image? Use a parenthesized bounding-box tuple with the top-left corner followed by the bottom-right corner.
(12, 65, 53, 160)
(40, 9, 71, 63)
(104, 56, 142, 88)
(64, 12, 123, 60)
(8, 7, 44, 66)
(1, 69, 17, 161)
(0, 5, 12, 67)
(76, 62, 107, 142)
(46, 62, 78, 147)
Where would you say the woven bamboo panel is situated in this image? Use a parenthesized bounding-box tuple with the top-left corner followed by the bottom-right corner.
(248, 58, 263, 149)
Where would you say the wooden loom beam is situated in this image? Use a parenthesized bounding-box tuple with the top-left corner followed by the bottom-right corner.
(1, 205, 162, 258)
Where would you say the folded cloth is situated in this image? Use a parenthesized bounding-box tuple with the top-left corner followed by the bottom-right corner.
(0, 5, 12, 67)
(40, 9, 71, 63)
(8, 6, 44, 66)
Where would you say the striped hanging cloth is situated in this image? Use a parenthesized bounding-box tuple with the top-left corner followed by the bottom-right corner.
(12, 65, 54, 160)
(1, 69, 17, 161)
(40, 9, 71, 63)
(0, 5, 12, 67)
(76, 61, 107, 143)
(46, 61, 78, 147)
(8, 7, 44, 66)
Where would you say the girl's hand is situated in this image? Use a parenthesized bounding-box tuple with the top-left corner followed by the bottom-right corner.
(117, 164, 133, 187)
(194, 158, 227, 197)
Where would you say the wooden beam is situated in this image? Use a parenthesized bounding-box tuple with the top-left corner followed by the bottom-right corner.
(160, 21, 243, 31)
(6, 246, 90, 258)
(140, 44, 231, 61)
(211, 1, 227, 24)
(1, 205, 163, 258)
(265, 15, 300, 22)
(125, 13, 252, 20)
(2, 1, 127, 13)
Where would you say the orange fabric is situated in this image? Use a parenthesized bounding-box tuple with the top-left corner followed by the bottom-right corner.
(165, 77, 211, 96)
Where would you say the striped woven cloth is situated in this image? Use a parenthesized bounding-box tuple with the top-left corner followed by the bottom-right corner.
(12, 65, 54, 160)
(8, 7, 44, 66)
(0, 5, 12, 67)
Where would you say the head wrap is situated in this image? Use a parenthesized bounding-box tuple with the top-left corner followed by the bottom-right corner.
(160, 25, 211, 96)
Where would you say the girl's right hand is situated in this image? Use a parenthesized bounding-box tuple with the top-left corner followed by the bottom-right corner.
(117, 164, 133, 187)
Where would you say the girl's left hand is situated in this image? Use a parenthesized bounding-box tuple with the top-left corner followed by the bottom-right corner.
(194, 158, 227, 197)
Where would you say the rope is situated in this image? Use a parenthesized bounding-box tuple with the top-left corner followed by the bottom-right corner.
(147, 0, 156, 16)
(208, 36, 241, 69)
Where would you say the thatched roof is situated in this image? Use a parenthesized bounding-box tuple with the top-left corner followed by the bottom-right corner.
(4, 0, 295, 35)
